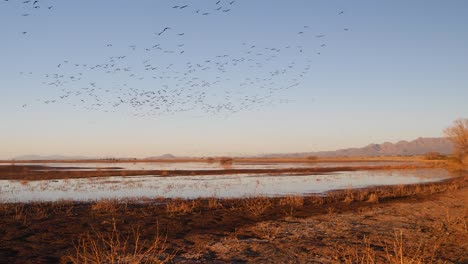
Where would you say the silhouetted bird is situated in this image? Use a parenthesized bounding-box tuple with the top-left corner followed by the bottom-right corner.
(157, 27, 171, 35)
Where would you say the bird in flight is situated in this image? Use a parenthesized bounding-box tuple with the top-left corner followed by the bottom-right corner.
(157, 27, 171, 35)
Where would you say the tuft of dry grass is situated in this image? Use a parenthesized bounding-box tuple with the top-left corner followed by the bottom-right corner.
(278, 196, 304, 208)
(339, 236, 376, 264)
(251, 222, 281, 240)
(165, 199, 196, 215)
(338, 229, 451, 264)
(207, 197, 223, 209)
(367, 193, 379, 203)
(66, 219, 174, 264)
(242, 197, 272, 217)
(91, 199, 118, 214)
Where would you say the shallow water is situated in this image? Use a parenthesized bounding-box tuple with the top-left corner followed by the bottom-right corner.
(2, 161, 422, 171)
(0, 168, 452, 203)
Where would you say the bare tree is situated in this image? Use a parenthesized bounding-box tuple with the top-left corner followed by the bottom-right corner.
(444, 118, 468, 164)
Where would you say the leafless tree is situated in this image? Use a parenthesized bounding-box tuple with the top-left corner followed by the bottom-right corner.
(444, 118, 468, 164)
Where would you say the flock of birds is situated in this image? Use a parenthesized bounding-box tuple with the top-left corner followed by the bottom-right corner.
(7, 1, 351, 117)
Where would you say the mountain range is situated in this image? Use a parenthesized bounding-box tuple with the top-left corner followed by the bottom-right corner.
(262, 137, 452, 158)
(10, 137, 453, 160)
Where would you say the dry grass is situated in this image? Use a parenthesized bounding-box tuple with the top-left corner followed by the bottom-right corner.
(66, 219, 174, 264)
(241, 197, 272, 217)
(207, 197, 223, 209)
(278, 196, 304, 208)
(339, 236, 376, 264)
(165, 199, 197, 215)
(381, 229, 444, 264)
(367, 193, 379, 203)
(251, 222, 281, 240)
(91, 199, 119, 214)
(338, 231, 442, 264)
(337, 215, 468, 264)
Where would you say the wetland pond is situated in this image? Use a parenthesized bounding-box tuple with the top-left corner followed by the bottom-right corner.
(0, 168, 453, 203)
(3, 161, 423, 171)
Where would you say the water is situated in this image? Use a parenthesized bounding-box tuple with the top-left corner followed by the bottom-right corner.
(0, 168, 451, 203)
(1, 161, 422, 171)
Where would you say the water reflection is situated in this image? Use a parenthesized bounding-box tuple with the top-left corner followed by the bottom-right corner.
(0, 169, 451, 203)
(2, 161, 423, 171)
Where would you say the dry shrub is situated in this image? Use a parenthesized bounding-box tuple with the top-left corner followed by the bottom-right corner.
(52, 200, 75, 216)
(207, 198, 223, 209)
(381, 229, 449, 264)
(343, 194, 355, 204)
(278, 196, 304, 208)
(30, 203, 49, 219)
(242, 197, 272, 217)
(357, 190, 369, 201)
(13, 204, 27, 223)
(339, 236, 376, 264)
(165, 199, 195, 215)
(252, 222, 281, 240)
(91, 200, 118, 213)
(66, 219, 173, 264)
(367, 193, 379, 203)
(326, 206, 336, 215)
(338, 229, 450, 264)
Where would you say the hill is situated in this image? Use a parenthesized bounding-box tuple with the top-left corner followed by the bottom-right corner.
(263, 137, 452, 158)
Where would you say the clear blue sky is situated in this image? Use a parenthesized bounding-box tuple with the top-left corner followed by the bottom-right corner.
(1, 0, 467, 159)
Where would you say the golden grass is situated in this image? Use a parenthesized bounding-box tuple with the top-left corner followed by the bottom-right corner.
(251, 222, 281, 240)
(207, 197, 223, 209)
(338, 230, 446, 264)
(241, 197, 272, 217)
(165, 199, 198, 215)
(91, 199, 119, 214)
(366, 193, 379, 203)
(278, 196, 304, 208)
(66, 219, 174, 264)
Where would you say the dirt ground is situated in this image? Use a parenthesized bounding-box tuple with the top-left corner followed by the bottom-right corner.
(0, 174, 466, 264)
(202, 187, 467, 264)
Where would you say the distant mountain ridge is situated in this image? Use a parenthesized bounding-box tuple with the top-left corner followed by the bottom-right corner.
(12, 155, 95, 161)
(262, 137, 453, 158)
(144, 154, 178, 160)
(10, 137, 453, 160)
(11, 154, 180, 161)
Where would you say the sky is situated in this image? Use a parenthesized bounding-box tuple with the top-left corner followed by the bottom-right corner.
(1, 0, 467, 159)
